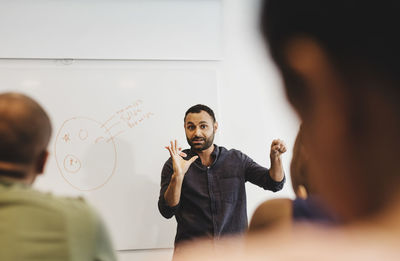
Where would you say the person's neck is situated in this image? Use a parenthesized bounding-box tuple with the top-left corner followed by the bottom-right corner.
(369, 191, 400, 232)
(342, 189, 400, 238)
(195, 144, 215, 167)
(0, 161, 35, 185)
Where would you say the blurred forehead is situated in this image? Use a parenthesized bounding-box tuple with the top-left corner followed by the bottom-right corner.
(185, 111, 214, 125)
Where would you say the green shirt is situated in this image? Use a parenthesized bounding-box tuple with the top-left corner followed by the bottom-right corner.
(0, 179, 116, 261)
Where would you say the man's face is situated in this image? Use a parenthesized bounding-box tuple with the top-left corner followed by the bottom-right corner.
(184, 111, 217, 152)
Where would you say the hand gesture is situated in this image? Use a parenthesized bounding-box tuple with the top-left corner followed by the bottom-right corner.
(270, 139, 287, 160)
(165, 140, 198, 178)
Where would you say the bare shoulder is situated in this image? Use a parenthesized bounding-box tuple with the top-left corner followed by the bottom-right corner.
(249, 198, 293, 233)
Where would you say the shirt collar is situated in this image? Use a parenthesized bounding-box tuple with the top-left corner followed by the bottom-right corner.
(210, 144, 219, 158)
(0, 177, 29, 188)
(188, 144, 219, 164)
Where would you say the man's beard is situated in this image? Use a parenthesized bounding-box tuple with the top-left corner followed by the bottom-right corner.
(187, 132, 215, 152)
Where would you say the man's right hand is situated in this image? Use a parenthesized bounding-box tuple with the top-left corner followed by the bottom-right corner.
(165, 140, 198, 179)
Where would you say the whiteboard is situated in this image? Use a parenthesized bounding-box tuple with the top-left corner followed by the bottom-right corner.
(0, 0, 221, 60)
(0, 59, 219, 250)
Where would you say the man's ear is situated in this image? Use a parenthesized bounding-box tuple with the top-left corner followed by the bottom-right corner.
(285, 37, 326, 77)
(213, 121, 218, 133)
(284, 37, 349, 121)
(35, 150, 49, 175)
(285, 37, 337, 89)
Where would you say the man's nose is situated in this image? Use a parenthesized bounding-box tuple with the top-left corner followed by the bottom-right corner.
(194, 127, 202, 136)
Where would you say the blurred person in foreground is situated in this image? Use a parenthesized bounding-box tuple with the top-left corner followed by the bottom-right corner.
(0, 92, 116, 261)
(172, 1, 400, 260)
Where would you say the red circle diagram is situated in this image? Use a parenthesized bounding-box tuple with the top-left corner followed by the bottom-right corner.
(63, 154, 82, 174)
(54, 117, 117, 191)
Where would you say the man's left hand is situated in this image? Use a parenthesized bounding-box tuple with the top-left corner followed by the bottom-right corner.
(270, 139, 287, 160)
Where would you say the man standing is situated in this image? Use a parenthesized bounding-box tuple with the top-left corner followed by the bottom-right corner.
(0, 92, 116, 261)
(158, 104, 286, 247)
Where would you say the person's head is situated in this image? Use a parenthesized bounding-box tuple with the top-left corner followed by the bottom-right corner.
(261, 1, 400, 222)
(184, 104, 218, 152)
(0, 92, 52, 184)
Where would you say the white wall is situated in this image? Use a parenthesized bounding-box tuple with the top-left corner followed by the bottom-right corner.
(219, 0, 298, 216)
(0, 0, 299, 260)
(0, 0, 221, 60)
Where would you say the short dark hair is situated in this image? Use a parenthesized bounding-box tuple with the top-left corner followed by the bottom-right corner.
(184, 104, 216, 123)
(260, 1, 400, 112)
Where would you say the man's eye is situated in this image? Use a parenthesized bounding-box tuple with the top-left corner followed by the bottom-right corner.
(200, 125, 207, 129)
(188, 126, 195, 130)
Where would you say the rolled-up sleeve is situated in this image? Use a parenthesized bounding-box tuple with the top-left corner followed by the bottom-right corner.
(242, 153, 285, 192)
(158, 158, 180, 219)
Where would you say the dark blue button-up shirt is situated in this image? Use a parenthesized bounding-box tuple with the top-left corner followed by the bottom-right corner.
(158, 145, 285, 245)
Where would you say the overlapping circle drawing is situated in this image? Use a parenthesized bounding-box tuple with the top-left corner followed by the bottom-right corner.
(55, 117, 117, 191)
